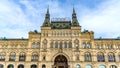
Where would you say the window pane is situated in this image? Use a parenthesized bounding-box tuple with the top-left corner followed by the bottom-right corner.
(76, 64, 80, 68)
(99, 65, 106, 68)
(64, 42, 67, 48)
(85, 65, 92, 68)
(55, 42, 58, 48)
(60, 42, 62, 49)
(50, 42, 53, 48)
(68, 42, 72, 48)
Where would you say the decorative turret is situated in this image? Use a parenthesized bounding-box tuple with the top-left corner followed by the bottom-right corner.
(72, 8, 79, 26)
(42, 8, 51, 27)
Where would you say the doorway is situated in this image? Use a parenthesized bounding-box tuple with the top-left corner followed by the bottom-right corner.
(54, 55, 68, 68)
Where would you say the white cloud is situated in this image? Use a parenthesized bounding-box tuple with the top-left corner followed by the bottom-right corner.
(0, 0, 64, 38)
(0, 0, 120, 38)
(0, 0, 34, 38)
(80, 0, 120, 38)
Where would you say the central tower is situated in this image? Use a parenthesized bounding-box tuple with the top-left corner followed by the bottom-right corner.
(42, 8, 81, 29)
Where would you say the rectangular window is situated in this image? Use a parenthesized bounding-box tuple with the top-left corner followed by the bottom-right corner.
(9, 55, 15, 61)
(0, 56, 5, 61)
(31, 55, 38, 61)
(19, 56, 26, 61)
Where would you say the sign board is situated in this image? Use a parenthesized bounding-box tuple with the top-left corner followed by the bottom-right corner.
(51, 18, 70, 22)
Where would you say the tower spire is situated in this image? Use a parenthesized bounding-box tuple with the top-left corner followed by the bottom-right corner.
(72, 7, 79, 26)
(72, 4, 76, 15)
(42, 8, 51, 27)
(47, 6, 49, 14)
(46, 7, 50, 18)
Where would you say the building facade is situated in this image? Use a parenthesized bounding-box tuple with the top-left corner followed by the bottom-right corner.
(0, 8, 120, 68)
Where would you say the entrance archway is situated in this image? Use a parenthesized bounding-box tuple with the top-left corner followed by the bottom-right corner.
(8, 64, 14, 68)
(18, 64, 24, 68)
(53, 55, 68, 68)
(31, 64, 37, 68)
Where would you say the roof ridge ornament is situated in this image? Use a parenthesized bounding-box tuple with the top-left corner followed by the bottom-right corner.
(47, 5, 49, 14)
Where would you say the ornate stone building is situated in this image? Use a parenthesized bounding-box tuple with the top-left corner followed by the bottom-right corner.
(0, 8, 120, 68)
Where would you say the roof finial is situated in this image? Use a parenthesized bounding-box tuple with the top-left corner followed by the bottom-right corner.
(47, 5, 49, 14)
(73, 4, 76, 14)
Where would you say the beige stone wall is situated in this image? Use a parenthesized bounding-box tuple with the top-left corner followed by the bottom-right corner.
(0, 26, 120, 68)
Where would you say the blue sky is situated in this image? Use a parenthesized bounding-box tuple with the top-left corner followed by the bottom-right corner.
(0, 0, 120, 38)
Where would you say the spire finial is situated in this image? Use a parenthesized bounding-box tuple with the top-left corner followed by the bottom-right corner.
(73, 4, 76, 14)
(47, 5, 49, 14)
(45, 6, 50, 18)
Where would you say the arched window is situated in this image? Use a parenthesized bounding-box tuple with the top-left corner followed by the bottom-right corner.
(106, 44, 109, 49)
(76, 55, 79, 60)
(82, 42, 86, 48)
(96, 44, 102, 49)
(8, 64, 14, 68)
(108, 45, 112, 49)
(0, 52, 5, 61)
(55, 42, 58, 48)
(74, 39, 79, 50)
(54, 32, 56, 36)
(108, 53, 115, 62)
(99, 65, 106, 68)
(31, 53, 38, 61)
(76, 64, 80, 68)
(0, 64, 3, 68)
(96, 44, 99, 49)
(9, 52, 16, 61)
(18, 64, 24, 68)
(43, 39, 47, 49)
(68, 41, 72, 48)
(32, 42, 35, 48)
(99, 44, 102, 49)
(19, 52, 26, 61)
(60, 41, 62, 49)
(115, 45, 119, 49)
(64, 42, 67, 48)
(50, 42, 53, 48)
(36, 42, 40, 48)
(43, 43, 47, 49)
(110, 65, 117, 68)
(42, 64, 46, 68)
(84, 52, 92, 62)
(86, 42, 91, 48)
(75, 43, 79, 50)
(85, 65, 92, 68)
(31, 64, 37, 68)
(97, 52, 105, 62)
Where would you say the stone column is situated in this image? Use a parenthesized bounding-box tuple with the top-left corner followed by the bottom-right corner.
(92, 64, 95, 68)
(26, 52, 31, 61)
(115, 52, 119, 62)
(80, 54, 84, 62)
(6, 52, 9, 61)
(16, 53, 19, 61)
(93, 55, 97, 62)
(105, 54, 108, 62)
